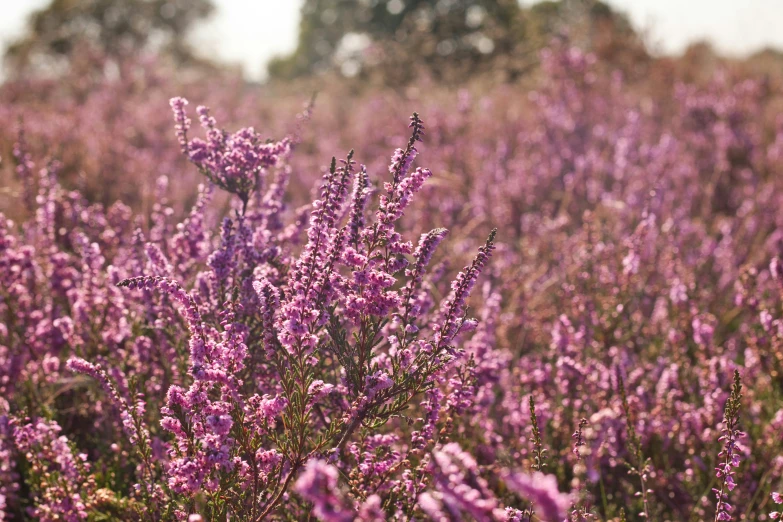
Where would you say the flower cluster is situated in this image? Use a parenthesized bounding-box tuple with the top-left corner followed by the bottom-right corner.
(1, 97, 506, 520)
(170, 97, 292, 206)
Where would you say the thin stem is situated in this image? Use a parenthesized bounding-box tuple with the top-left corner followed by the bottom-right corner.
(255, 461, 302, 521)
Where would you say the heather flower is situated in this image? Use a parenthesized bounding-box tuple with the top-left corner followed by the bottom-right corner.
(253, 277, 281, 355)
(66, 358, 146, 446)
(713, 371, 743, 522)
(169, 97, 191, 153)
(771, 492, 783, 519)
(347, 166, 371, 247)
(0, 406, 18, 521)
(436, 228, 497, 352)
(401, 228, 449, 321)
(117, 275, 205, 340)
(170, 97, 290, 204)
(294, 460, 355, 522)
(12, 418, 96, 522)
(502, 470, 571, 522)
(425, 443, 506, 521)
(529, 395, 547, 472)
(617, 368, 651, 519)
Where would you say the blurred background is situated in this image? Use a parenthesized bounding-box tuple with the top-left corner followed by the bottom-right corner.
(3, 0, 783, 216)
(2, 0, 783, 84)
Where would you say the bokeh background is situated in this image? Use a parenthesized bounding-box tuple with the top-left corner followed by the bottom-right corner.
(3, 0, 783, 214)
(4, 0, 783, 82)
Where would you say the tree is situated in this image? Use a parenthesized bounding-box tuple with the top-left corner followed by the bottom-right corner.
(268, 0, 647, 85)
(267, 0, 528, 83)
(5, 0, 214, 76)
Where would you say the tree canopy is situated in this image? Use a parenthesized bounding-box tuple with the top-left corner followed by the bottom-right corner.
(5, 0, 214, 76)
(267, 0, 646, 84)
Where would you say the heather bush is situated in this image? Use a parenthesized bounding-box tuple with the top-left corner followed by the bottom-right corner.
(3, 44, 783, 521)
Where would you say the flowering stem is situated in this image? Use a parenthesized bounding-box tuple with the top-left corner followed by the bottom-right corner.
(617, 369, 650, 519)
(713, 370, 743, 522)
(255, 461, 301, 521)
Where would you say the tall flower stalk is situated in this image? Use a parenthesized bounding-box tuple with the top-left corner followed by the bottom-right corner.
(713, 370, 743, 522)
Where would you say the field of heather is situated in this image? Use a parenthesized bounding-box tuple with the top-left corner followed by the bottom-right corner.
(4, 29, 783, 522)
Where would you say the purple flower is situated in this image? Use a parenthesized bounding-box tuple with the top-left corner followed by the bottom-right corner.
(294, 460, 355, 522)
(502, 470, 571, 522)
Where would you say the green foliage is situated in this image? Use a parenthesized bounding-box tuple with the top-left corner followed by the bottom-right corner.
(269, 0, 525, 82)
(5, 0, 214, 76)
(268, 0, 643, 84)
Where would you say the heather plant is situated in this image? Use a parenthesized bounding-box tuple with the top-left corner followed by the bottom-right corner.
(3, 42, 783, 521)
(3, 93, 534, 519)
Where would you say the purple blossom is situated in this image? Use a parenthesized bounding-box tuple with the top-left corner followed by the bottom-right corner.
(502, 470, 571, 522)
(294, 460, 355, 522)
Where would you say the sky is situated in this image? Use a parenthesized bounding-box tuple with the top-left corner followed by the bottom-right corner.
(1, 0, 783, 81)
